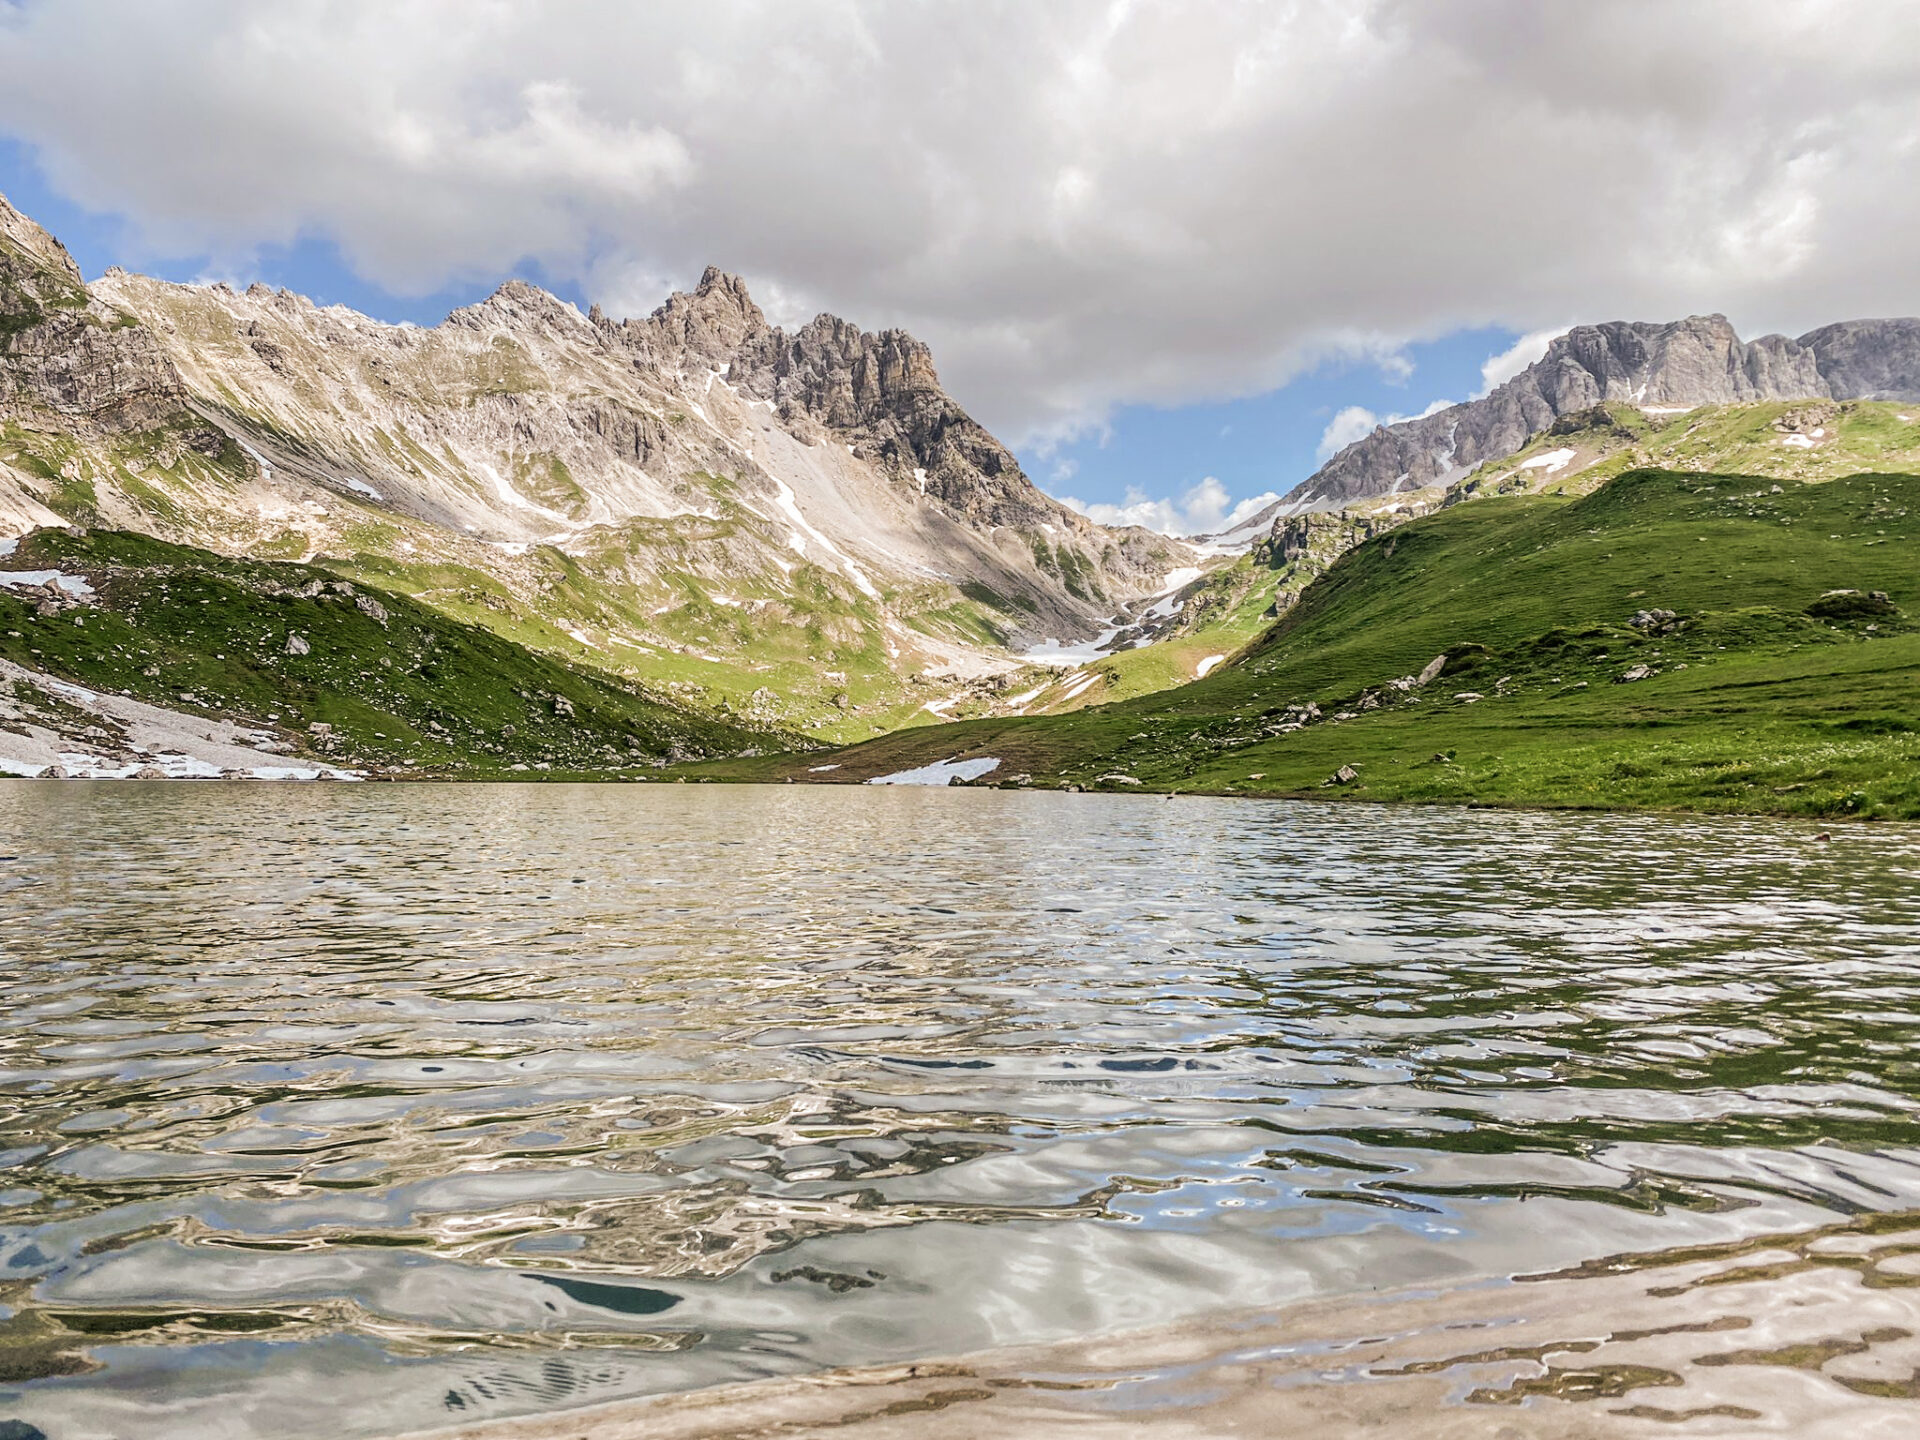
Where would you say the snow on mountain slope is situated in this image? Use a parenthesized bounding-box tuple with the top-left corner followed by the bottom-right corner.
(3, 189, 1199, 739)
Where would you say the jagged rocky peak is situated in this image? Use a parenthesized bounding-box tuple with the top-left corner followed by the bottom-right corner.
(1, 190, 187, 429)
(629, 264, 771, 370)
(447, 277, 592, 336)
(1281, 311, 1920, 514)
(1540, 315, 1822, 407)
(0, 189, 84, 292)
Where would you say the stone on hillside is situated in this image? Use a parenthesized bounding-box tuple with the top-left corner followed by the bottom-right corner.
(1616, 664, 1653, 682)
(1417, 654, 1447, 686)
(284, 633, 310, 656)
(1806, 589, 1899, 620)
(354, 593, 388, 625)
(1453, 692, 1483, 703)
(1327, 764, 1360, 786)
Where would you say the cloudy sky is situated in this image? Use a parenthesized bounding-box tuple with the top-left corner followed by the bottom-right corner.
(3, 0, 1917, 531)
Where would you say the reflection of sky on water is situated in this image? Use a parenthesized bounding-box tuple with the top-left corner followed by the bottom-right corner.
(1, 785, 1918, 1438)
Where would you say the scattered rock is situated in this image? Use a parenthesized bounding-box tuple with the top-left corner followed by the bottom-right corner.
(552, 697, 575, 718)
(1616, 664, 1654, 682)
(1453, 692, 1483, 703)
(1806, 589, 1899, 620)
(1416, 654, 1447, 686)
(284, 633, 310, 656)
(1325, 764, 1360, 786)
(1096, 772, 1142, 786)
(308, 721, 332, 740)
(354, 593, 388, 625)
(1628, 608, 1684, 636)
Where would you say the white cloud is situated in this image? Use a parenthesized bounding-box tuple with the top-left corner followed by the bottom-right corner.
(2, 2, 1919, 445)
(1316, 398, 1451, 459)
(1057, 476, 1277, 537)
(1478, 326, 1569, 395)
(1317, 405, 1384, 460)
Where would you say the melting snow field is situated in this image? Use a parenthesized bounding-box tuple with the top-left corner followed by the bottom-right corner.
(0, 570, 95, 598)
(0, 658, 359, 781)
(1023, 625, 1127, 667)
(1196, 654, 1227, 678)
(1519, 447, 1578, 473)
(866, 756, 1000, 786)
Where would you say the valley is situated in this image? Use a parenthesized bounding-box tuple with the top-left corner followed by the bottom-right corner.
(3, 186, 1917, 816)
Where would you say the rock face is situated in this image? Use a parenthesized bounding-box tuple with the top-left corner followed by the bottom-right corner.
(603, 265, 1166, 565)
(1276, 313, 1920, 514)
(78, 256, 1176, 638)
(0, 187, 1190, 735)
(1799, 319, 1920, 402)
(0, 193, 186, 428)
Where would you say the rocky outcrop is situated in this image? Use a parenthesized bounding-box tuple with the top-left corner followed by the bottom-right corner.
(1288, 315, 1829, 512)
(1799, 319, 1920, 402)
(1264, 313, 1920, 518)
(602, 266, 1176, 587)
(1, 193, 186, 429)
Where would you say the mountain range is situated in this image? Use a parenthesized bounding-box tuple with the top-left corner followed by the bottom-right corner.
(1251, 312, 1920, 520)
(5, 183, 1920, 775)
(3, 189, 1189, 742)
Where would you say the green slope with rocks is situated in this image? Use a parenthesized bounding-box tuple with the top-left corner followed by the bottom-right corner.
(691, 468, 1920, 820)
(1, 527, 783, 778)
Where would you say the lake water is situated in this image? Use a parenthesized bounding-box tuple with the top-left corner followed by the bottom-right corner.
(1, 784, 1918, 1438)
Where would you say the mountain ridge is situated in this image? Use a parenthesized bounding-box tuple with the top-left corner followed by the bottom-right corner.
(2, 186, 1199, 740)
(1255, 312, 1920, 520)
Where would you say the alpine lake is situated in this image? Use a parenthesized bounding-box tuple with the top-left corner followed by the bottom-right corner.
(2, 783, 1918, 1437)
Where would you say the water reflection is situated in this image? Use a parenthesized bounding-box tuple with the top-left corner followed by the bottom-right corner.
(0, 784, 1917, 1438)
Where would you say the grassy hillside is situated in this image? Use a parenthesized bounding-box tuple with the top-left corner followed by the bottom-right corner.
(687, 469, 1920, 820)
(0, 527, 781, 775)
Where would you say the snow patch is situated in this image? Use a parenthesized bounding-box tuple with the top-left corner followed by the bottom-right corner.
(807, 763, 841, 772)
(764, 477, 878, 598)
(1023, 624, 1126, 667)
(1782, 433, 1815, 449)
(0, 570, 94, 598)
(867, 756, 1000, 786)
(1196, 654, 1227, 678)
(238, 441, 274, 481)
(0, 537, 18, 558)
(342, 476, 385, 502)
(1639, 404, 1694, 416)
(1059, 671, 1101, 702)
(1519, 447, 1577, 473)
(1004, 684, 1047, 708)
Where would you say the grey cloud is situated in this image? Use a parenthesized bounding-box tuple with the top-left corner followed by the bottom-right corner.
(2, 0, 1917, 445)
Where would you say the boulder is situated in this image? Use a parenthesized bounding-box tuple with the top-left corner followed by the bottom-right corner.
(1806, 589, 1899, 620)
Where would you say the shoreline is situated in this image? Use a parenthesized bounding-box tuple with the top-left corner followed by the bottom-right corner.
(393, 1212, 1920, 1439)
(2, 769, 1906, 829)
